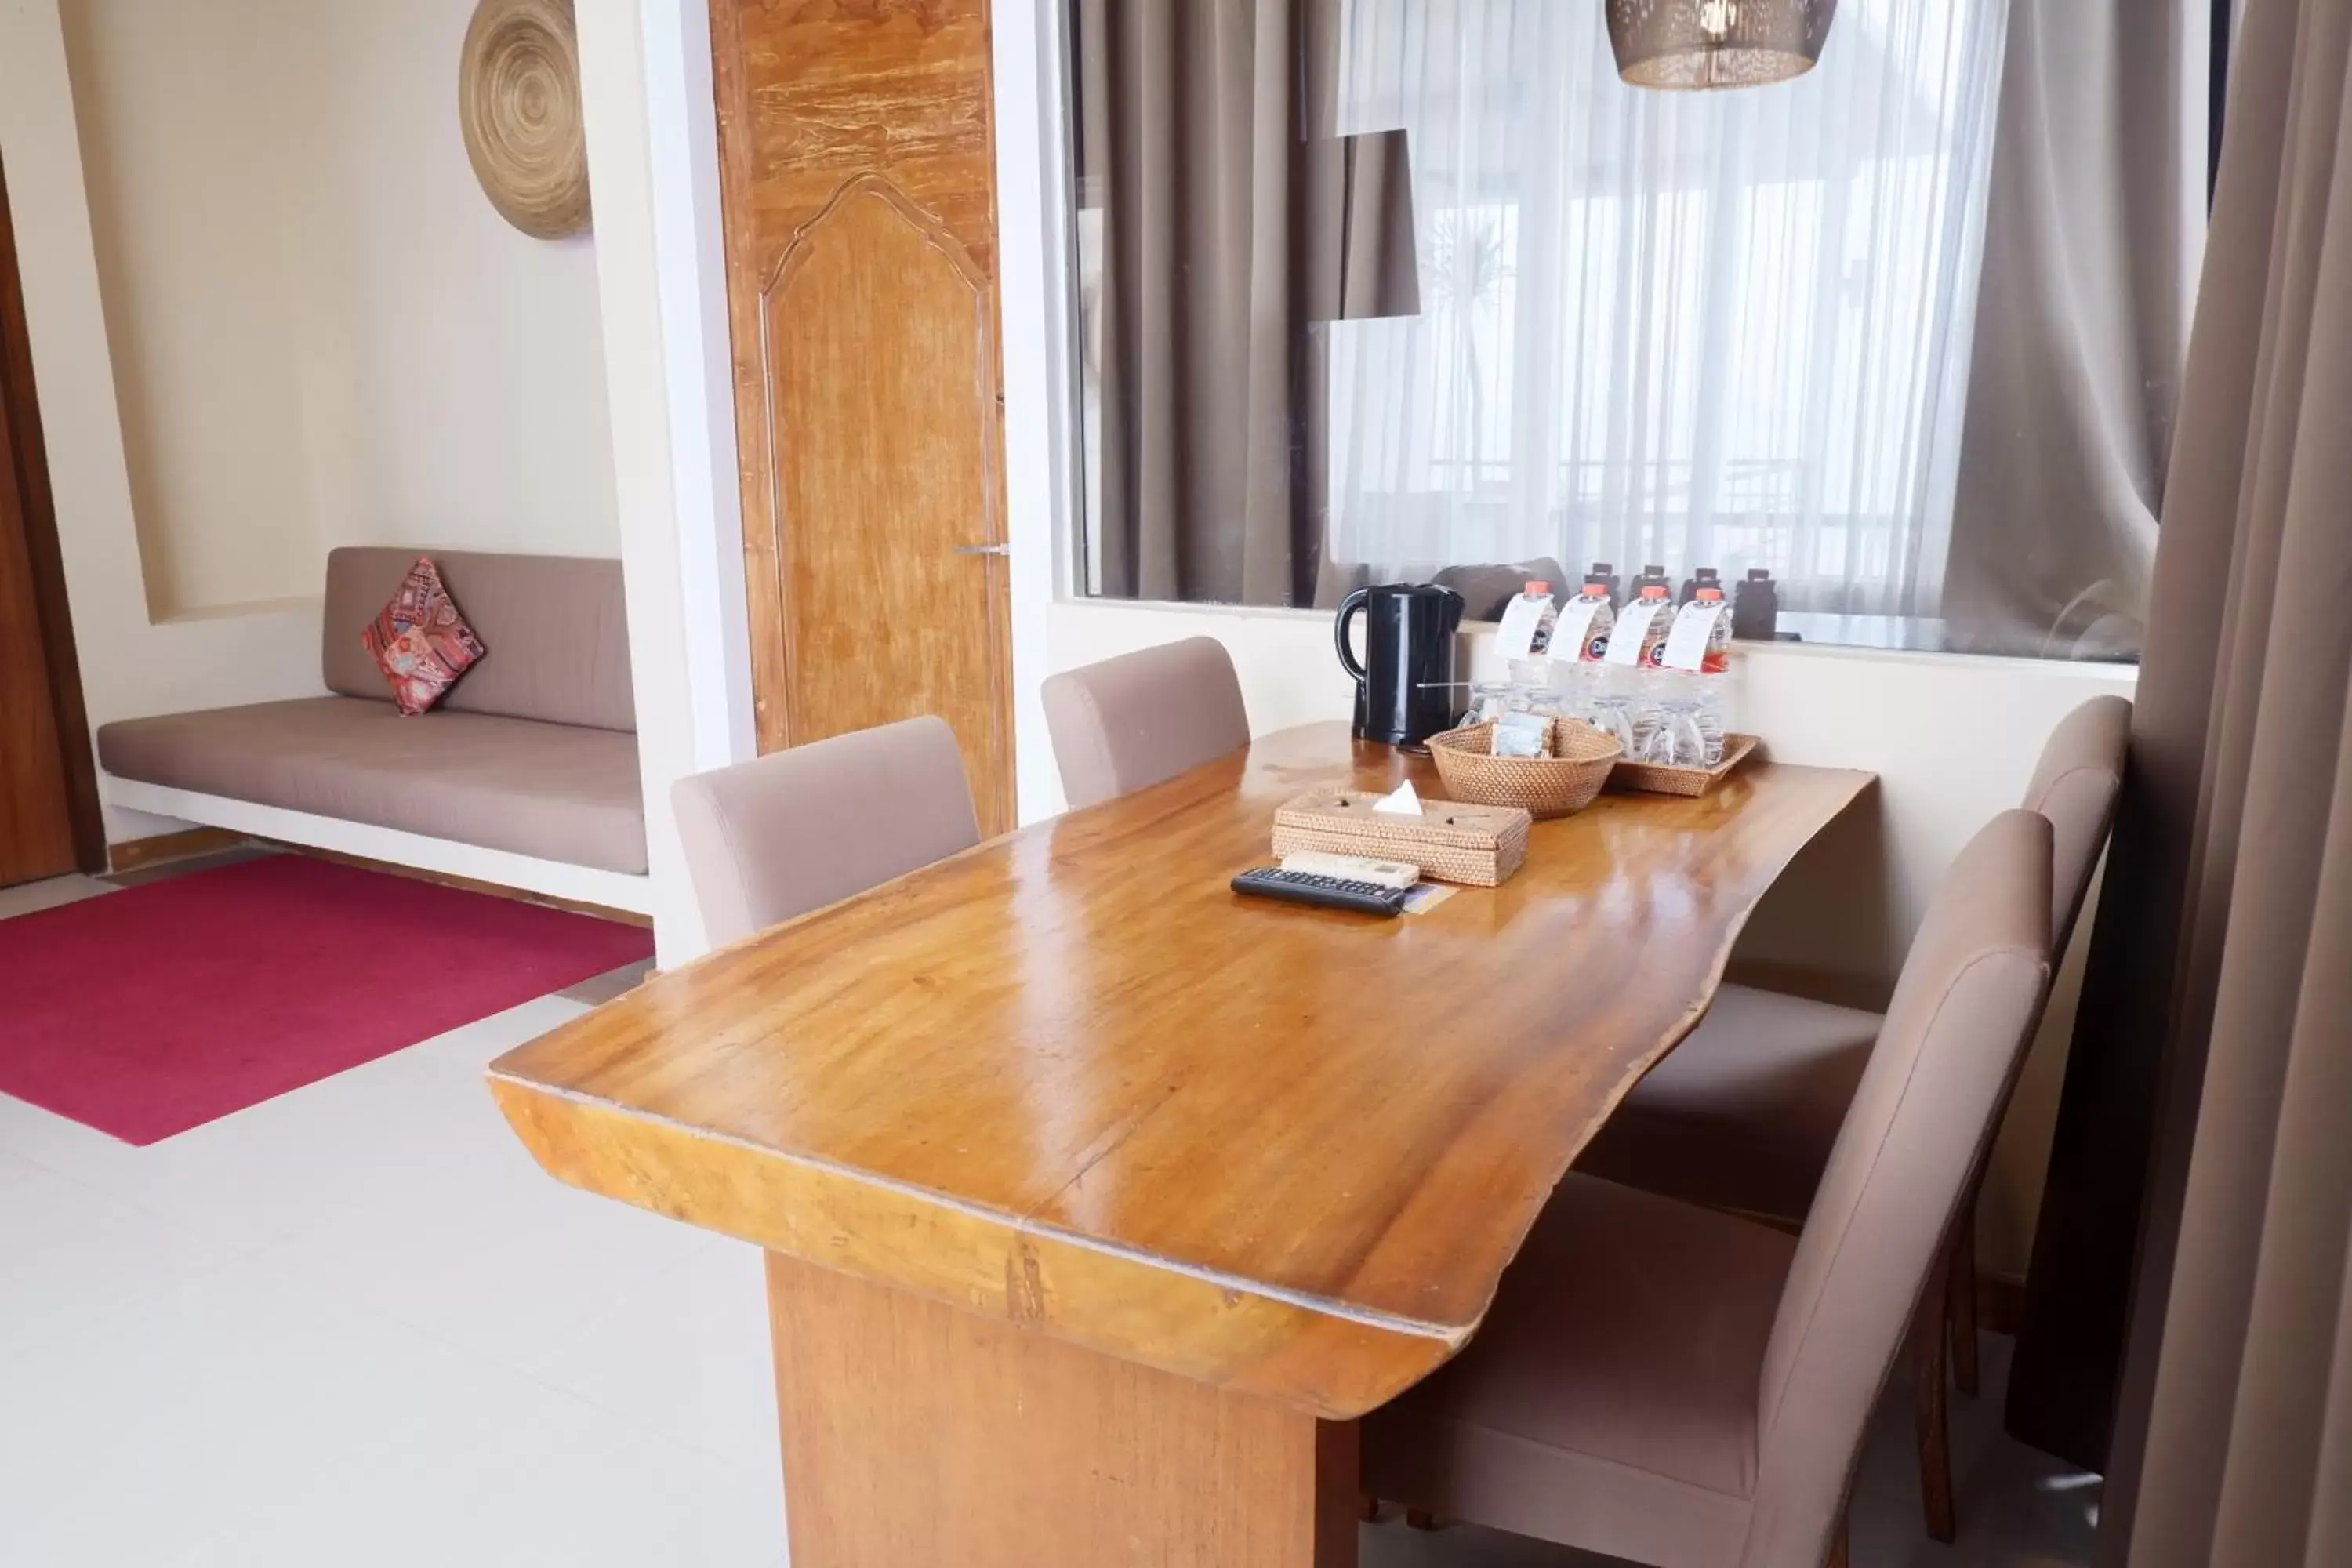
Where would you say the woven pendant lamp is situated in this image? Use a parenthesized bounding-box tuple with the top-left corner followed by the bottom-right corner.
(1606, 0, 1840, 90)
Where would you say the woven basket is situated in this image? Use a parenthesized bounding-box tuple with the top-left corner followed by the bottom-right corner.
(1427, 719, 1621, 818)
(1607, 732, 1761, 797)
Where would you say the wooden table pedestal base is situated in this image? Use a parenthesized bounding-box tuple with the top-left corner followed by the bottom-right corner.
(766, 1252, 1361, 1566)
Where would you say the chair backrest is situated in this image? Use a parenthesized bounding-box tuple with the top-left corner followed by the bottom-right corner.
(1744, 810, 2053, 1566)
(323, 547, 635, 732)
(1041, 637, 1250, 810)
(670, 717, 981, 946)
(2019, 693, 2131, 952)
(1432, 558, 1571, 623)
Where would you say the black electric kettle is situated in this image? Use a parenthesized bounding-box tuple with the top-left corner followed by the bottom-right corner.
(1334, 583, 1465, 747)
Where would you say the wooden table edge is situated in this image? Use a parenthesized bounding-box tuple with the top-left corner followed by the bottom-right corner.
(486, 1071, 1465, 1419)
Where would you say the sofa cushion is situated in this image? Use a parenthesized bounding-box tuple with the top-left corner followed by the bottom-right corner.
(98, 698, 647, 875)
(361, 557, 488, 715)
(324, 548, 633, 733)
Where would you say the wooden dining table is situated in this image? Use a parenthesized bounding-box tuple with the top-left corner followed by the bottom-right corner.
(488, 721, 1873, 1566)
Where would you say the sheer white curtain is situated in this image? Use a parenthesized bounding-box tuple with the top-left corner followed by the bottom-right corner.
(1325, 0, 2010, 617)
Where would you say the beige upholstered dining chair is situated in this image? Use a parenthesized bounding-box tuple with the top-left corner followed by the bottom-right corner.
(1041, 637, 1250, 809)
(670, 716, 980, 946)
(1571, 692, 2129, 1537)
(1363, 810, 2055, 1568)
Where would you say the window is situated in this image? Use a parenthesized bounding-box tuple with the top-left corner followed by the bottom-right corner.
(1320, 0, 2005, 637)
(1066, 0, 2179, 659)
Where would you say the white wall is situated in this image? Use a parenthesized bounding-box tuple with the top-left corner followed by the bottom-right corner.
(59, 0, 318, 616)
(572, 0, 756, 967)
(59, 0, 619, 619)
(991, 0, 1076, 825)
(0, 0, 323, 842)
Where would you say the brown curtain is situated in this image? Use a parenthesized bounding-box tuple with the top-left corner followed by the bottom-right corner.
(1074, 0, 1414, 607)
(1075, 0, 1319, 605)
(1941, 0, 2205, 660)
(2009, 0, 2352, 1559)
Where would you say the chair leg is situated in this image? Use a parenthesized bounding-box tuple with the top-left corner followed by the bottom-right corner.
(1915, 1258, 1958, 1543)
(1360, 1494, 1380, 1523)
(1405, 1508, 1438, 1531)
(1947, 1201, 1981, 1398)
(1826, 1513, 1850, 1568)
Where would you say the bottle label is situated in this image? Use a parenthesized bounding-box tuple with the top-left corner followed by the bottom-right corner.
(1605, 602, 1663, 666)
(1553, 599, 1602, 664)
(1494, 592, 1554, 661)
(1661, 601, 1730, 672)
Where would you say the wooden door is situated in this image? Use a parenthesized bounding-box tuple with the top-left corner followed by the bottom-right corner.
(0, 154, 100, 889)
(711, 0, 1017, 836)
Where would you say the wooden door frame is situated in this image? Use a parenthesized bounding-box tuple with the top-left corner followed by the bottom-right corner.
(0, 151, 106, 874)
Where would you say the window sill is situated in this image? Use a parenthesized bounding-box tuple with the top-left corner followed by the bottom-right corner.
(1054, 595, 2141, 685)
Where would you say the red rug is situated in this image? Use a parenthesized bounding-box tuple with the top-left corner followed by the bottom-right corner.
(0, 855, 652, 1145)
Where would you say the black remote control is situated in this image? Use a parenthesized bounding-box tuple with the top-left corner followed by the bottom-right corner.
(1230, 866, 1410, 917)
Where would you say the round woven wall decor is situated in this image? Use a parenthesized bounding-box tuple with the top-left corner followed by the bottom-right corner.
(459, 0, 590, 239)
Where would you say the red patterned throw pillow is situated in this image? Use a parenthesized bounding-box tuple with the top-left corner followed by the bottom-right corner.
(361, 557, 487, 715)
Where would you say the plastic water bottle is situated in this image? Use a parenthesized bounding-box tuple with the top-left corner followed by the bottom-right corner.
(1646, 585, 1736, 766)
(1564, 581, 1616, 663)
(1685, 586, 1735, 764)
(1609, 583, 1676, 757)
(1678, 565, 1722, 607)
(1551, 581, 1616, 722)
(1501, 580, 1560, 694)
(1517, 580, 1560, 652)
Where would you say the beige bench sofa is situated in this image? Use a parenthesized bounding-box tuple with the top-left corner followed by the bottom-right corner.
(96, 548, 649, 909)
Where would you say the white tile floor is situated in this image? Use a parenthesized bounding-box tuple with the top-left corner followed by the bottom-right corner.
(0, 870, 2100, 1566)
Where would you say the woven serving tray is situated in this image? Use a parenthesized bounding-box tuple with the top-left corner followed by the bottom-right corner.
(1271, 789, 1532, 887)
(1607, 732, 1762, 797)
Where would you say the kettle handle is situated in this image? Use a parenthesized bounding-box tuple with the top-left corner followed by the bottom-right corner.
(1334, 588, 1371, 686)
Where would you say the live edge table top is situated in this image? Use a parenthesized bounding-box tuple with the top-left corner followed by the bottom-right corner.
(488, 723, 1874, 1421)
